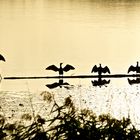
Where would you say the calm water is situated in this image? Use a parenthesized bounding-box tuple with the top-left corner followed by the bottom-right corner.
(1, 0, 140, 127)
(1, 0, 140, 79)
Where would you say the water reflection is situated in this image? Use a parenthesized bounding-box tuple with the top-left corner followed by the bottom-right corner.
(128, 78, 140, 85)
(91, 64, 111, 87)
(46, 79, 73, 89)
(46, 77, 140, 88)
(91, 78, 110, 88)
(46, 78, 111, 89)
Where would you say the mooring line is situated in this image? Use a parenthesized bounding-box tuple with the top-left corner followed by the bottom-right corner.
(3, 74, 140, 80)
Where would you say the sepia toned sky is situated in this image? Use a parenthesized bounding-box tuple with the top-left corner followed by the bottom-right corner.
(0, 0, 140, 77)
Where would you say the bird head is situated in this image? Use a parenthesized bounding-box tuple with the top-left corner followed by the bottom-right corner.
(60, 63, 63, 66)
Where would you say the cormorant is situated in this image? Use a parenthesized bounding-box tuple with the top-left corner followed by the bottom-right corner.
(46, 63, 75, 76)
(91, 64, 110, 76)
(128, 61, 140, 73)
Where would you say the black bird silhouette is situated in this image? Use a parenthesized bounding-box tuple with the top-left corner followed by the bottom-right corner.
(0, 54, 5, 82)
(91, 64, 110, 76)
(46, 63, 75, 76)
(128, 78, 140, 85)
(46, 79, 69, 89)
(91, 79, 110, 88)
(128, 61, 140, 73)
(0, 54, 5, 62)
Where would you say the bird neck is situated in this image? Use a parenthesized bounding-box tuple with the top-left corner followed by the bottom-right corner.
(137, 62, 139, 67)
(60, 63, 63, 69)
(59, 63, 63, 76)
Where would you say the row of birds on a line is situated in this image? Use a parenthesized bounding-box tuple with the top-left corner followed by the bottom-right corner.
(0, 54, 140, 75)
(45, 62, 140, 75)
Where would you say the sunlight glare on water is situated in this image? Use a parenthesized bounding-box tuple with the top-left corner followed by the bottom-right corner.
(1, 84, 140, 128)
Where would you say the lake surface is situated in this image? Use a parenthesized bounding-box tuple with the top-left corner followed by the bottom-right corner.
(1, 0, 140, 127)
(1, 0, 140, 78)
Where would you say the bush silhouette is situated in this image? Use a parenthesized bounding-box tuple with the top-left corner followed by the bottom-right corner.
(0, 96, 140, 140)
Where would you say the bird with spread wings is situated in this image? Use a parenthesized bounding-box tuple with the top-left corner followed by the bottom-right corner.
(128, 61, 140, 73)
(46, 63, 75, 76)
(91, 64, 110, 76)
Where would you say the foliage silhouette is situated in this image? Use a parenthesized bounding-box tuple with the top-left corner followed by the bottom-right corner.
(0, 95, 140, 140)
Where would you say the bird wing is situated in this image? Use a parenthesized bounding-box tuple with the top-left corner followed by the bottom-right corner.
(91, 80, 98, 86)
(107, 79, 110, 84)
(91, 79, 110, 87)
(128, 66, 136, 73)
(102, 66, 110, 74)
(63, 64, 75, 72)
(91, 65, 98, 73)
(128, 78, 134, 85)
(46, 82, 59, 89)
(136, 78, 140, 83)
(59, 79, 69, 86)
(128, 78, 135, 85)
(46, 65, 59, 71)
(0, 54, 5, 61)
(63, 82, 70, 86)
(102, 79, 110, 84)
(128, 78, 140, 85)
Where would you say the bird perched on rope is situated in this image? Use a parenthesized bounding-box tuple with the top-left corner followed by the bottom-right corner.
(0, 54, 5, 62)
(91, 64, 110, 76)
(46, 63, 75, 76)
(128, 61, 140, 73)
